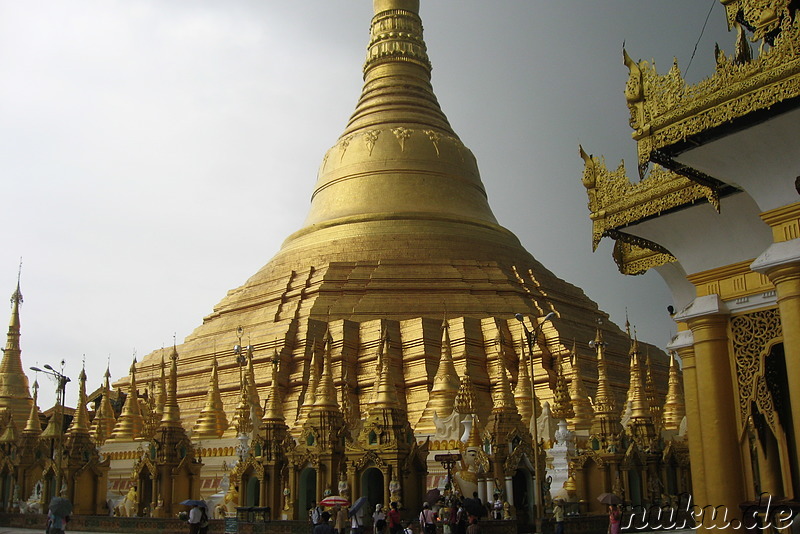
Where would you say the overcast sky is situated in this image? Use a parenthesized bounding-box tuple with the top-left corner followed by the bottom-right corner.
(0, 1, 732, 409)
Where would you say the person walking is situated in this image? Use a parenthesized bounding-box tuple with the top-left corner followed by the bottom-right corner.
(315, 511, 336, 534)
(553, 499, 564, 534)
(608, 504, 621, 534)
(334, 504, 347, 534)
(466, 514, 480, 534)
(188, 503, 203, 534)
(374, 503, 387, 534)
(419, 502, 437, 534)
(387, 502, 401, 534)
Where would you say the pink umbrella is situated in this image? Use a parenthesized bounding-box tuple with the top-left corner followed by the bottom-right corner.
(320, 496, 351, 507)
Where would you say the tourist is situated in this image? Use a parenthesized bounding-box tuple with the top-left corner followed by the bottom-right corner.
(402, 520, 413, 534)
(315, 511, 335, 534)
(199, 505, 210, 534)
(311, 501, 323, 527)
(351, 504, 364, 534)
(608, 504, 621, 534)
(454, 499, 467, 534)
(334, 505, 347, 534)
(46, 510, 69, 534)
(188, 503, 203, 534)
(491, 493, 502, 520)
(387, 502, 401, 534)
(374, 503, 387, 534)
(466, 514, 480, 534)
(552, 499, 564, 534)
(419, 502, 437, 534)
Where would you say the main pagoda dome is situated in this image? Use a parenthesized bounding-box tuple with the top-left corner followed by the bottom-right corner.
(125, 0, 668, 438)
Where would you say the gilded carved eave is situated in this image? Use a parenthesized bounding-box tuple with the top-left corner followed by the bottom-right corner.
(625, 2, 800, 170)
(581, 148, 718, 274)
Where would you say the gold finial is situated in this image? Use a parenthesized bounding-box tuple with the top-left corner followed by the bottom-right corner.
(455, 365, 476, 415)
(465, 415, 482, 448)
(90, 366, 117, 445)
(417, 319, 460, 432)
(108, 357, 144, 441)
(159, 344, 182, 427)
(371, 332, 399, 409)
(491, 335, 516, 411)
(0, 412, 18, 444)
(627, 336, 652, 423)
(662, 352, 686, 431)
(644, 350, 661, 427)
(67, 365, 91, 434)
(514, 331, 534, 423)
(246, 343, 262, 422)
(0, 276, 33, 424)
(24, 379, 40, 435)
(299, 338, 320, 417)
(550, 352, 574, 421)
(193, 355, 228, 438)
(314, 331, 339, 408)
(263, 350, 284, 423)
(567, 341, 593, 431)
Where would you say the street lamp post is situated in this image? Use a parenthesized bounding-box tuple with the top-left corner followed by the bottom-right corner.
(514, 312, 555, 534)
(30, 362, 71, 498)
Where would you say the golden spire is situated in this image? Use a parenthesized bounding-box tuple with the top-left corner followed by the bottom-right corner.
(154, 353, 167, 422)
(590, 325, 621, 444)
(514, 332, 534, 424)
(107, 358, 144, 441)
(455, 366, 477, 415)
(466, 415, 482, 448)
(0, 277, 33, 424)
(246, 344, 263, 421)
(550, 351, 574, 421)
(491, 336, 516, 411)
(418, 320, 459, 431)
(263, 351, 284, 423)
(313, 332, 338, 409)
(371, 333, 399, 409)
(644, 351, 661, 426)
(567, 342, 593, 431)
(0, 412, 18, 444)
(90, 367, 117, 445)
(628, 336, 651, 422)
(68, 366, 91, 435)
(159, 345, 183, 427)
(298, 338, 320, 421)
(295, 0, 500, 240)
(192, 355, 228, 438)
(662, 352, 686, 431)
(23, 379, 41, 435)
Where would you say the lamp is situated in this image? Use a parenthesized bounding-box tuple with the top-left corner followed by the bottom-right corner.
(30, 362, 71, 497)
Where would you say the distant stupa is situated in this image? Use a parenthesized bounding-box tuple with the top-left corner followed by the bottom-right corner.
(121, 0, 668, 440)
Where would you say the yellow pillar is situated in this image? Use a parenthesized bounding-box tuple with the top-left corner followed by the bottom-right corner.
(753, 251, 800, 494)
(683, 297, 746, 529)
(673, 344, 706, 508)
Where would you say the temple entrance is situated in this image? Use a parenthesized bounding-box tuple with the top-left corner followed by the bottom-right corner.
(299, 467, 317, 518)
(246, 475, 260, 506)
(1, 470, 11, 511)
(361, 468, 384, 511)
(512, 469, 532, 526)
(628, 469, 642, 506)
(138, 473, 153, 515)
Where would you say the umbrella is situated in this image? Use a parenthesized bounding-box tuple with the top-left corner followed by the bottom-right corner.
(320, 496, 350, 507)
(49, 497, 72, 516)
(462, 498, 484, 518)
(180, 499, 207, 507)
(349, 496, 368, 515)
(424, 489, 440, 506)
(597, 493, 622, 505)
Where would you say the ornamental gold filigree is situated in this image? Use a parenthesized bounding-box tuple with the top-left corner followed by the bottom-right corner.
(730, 309, 782, 431)
(622, 2, 800, 168)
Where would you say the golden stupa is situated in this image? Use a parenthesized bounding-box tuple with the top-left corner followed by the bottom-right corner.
(119, 0, 668, 445)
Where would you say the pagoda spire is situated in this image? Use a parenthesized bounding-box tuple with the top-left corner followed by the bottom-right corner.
(246, 344, 263, 422)
(371, 333, 399, 409)
(107, 358, 144, 442)
(67, 365, 91, 435)
(418, 319, 460, 433)
(313, 332, 338, 409)
(298, 338, 320, 424)
(514, 332, 534, 425)
(154, 353, 167, 422)
(491, 336, 516, 411)
(662, 353, 686, 431)
(263, 351, 285, 423)
(0, 276, 33, 424)
(567, 342, 594, 432)
(23, 379, 41, 435)
(159, 345, 183, 427)
(90, 367, 117, 445)
(626, 335, 657, 447)
(644, 351, 661, 427)
(455, 366, 477, 416)
(550, 351, 574, 421)
(193, 355, 228, 438)
(0, 413, 18, 444)
(590, 325, 622, 450)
